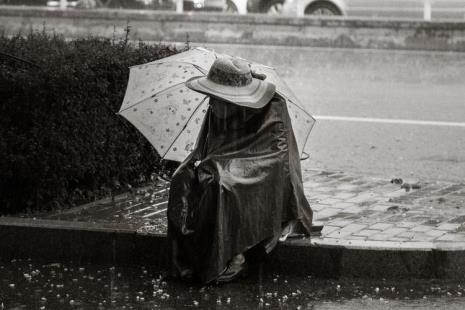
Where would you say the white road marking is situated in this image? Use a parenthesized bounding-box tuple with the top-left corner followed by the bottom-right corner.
(314, 116, 465, 127)
(142, 208, 168, 218)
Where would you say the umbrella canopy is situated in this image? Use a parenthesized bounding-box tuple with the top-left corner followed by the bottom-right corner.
(118, 47, 315, 162)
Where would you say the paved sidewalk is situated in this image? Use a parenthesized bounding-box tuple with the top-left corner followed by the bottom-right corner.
(302, 171, 465, 251)
(2, 169, 465, 279)
(38, 169, 465, 251)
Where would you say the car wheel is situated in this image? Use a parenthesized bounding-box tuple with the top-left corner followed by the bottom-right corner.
(305, 1, 342, 15)
(225, 0, 238, 13)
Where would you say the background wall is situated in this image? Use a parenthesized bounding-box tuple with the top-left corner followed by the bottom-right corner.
(1, 6, 465, 51)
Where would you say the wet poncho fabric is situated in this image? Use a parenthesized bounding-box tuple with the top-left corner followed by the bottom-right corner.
(167, 94, 313, 284)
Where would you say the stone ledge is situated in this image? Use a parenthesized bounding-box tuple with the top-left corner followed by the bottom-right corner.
(2, 6, 465, 51)
(2, 6, 465, 29)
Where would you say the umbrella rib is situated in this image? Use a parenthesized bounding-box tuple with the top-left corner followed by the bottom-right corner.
(134, 60, 211, 73)
(285, 97, 316, 155)
(283, 95, 315, 122)
(119, 82, 191, 113)
(129, 59, 202, 69)
(192, 63, 208, 75)
(162, 96, 209, 159)
(300, 120, 315, 156)
(120, 65, 209, 113)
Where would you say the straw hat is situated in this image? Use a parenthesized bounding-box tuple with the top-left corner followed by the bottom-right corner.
(186, 57, 276, 109)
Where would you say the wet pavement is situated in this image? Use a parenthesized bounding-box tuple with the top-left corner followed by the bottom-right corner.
(1, 169, 464, 284)
(35, 169, 465, 252)
(1, 258, 465, 309)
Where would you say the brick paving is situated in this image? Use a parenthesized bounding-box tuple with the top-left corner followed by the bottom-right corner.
(41, 170, 465, 251)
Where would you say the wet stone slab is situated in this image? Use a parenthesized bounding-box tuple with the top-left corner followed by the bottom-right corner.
(26, 170, 465, 251)
(39, 180, 171, 235)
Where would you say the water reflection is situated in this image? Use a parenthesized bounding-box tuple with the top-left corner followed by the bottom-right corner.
(1, 258, 465, 309)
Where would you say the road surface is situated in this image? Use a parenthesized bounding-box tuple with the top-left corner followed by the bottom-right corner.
(201, 44, 465, 182)
(1, 259, 465, 309)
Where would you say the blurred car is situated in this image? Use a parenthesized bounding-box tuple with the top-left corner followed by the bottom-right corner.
(247, 0, 285, 14)
(182, 0, 285, 14)
(45, 0, 174, 9)
(283, 0, 465, 20)
(46, 0, 78, 7)
(181, 0, 465, 20)
(183, 0, 234, 12)
(0, 0, 174, 8)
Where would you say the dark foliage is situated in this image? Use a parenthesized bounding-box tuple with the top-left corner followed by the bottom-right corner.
(0, 30, 182, 214)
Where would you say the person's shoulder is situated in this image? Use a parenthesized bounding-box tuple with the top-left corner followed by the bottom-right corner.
(266, 93, 287, 111)
(270, 93, 286, 105)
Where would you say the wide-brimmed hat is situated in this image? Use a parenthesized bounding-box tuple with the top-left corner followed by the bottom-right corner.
(186, 57, 276, 109)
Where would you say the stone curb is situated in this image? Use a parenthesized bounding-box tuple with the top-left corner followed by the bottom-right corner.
(1, 217, 464, 280)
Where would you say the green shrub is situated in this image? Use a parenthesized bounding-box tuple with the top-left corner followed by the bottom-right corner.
(0, 30, 182, 214)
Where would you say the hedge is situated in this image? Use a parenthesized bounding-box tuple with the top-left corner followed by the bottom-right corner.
(0, 30, 183, 214)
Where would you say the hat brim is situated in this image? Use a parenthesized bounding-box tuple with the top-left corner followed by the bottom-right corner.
(186, 76, 276, 109)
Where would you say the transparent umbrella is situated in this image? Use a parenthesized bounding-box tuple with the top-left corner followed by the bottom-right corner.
(118, 47, 315, 162)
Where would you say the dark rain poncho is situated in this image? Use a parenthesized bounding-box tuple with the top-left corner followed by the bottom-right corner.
(167, 94, 313, 283)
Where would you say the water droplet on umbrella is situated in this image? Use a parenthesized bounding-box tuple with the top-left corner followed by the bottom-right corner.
(133, 108, 137, 112)
(154, 99, 158, 103)
(173, 147, 177, 151)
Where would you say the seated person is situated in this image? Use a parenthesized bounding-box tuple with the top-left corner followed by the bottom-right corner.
(167, 57, 313, 284)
